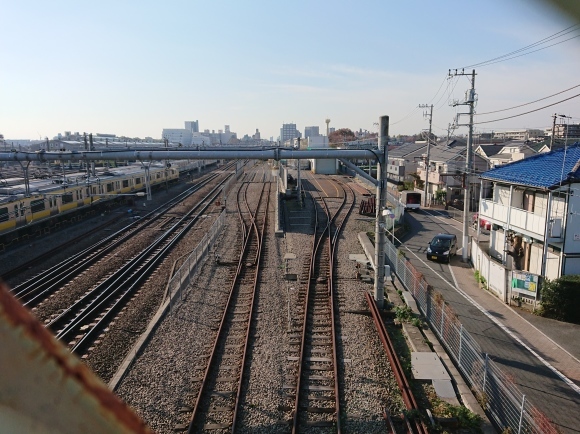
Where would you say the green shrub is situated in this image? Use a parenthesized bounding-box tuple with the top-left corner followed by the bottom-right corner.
(448, 405, 483, 432)
(394, 305, 414, 322)
(537, 275, 580, 323)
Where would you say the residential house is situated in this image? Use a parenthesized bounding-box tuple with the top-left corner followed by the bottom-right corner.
(386, 142, 429, 186)
(475, 141, 538, 168)
(418, 140, 487, 207)
(478, 143, 580, 284)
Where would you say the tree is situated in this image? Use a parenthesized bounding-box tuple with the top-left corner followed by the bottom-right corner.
(328, 128, 356, 147)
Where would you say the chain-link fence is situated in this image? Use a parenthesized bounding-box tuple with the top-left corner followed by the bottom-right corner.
(386, 241, 559, 434)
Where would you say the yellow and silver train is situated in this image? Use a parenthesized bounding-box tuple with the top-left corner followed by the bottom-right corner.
(0, 160, 210, 245)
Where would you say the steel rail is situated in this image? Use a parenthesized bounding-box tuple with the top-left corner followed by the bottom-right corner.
(326, 180, 356, 432)
(365, 291, 429, 434)
(187, 176, 269, 432)
(11, 171, 224, 304)
(67, 185, 227, 355)
(2, 213, 125, 282)
(51, 179, 227, 349)
(232, 179, 270, 431)
(292, 178, 346, 433)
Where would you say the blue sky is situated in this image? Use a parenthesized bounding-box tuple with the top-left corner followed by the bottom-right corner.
(1, 0, 579, 142)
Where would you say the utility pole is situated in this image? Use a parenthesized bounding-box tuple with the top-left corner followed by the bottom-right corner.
(419, 104, 433, 207)
(550, 113, 557, 150)
(450, 69, 476, 263)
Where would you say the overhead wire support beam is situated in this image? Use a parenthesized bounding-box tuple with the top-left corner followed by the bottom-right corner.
(0, 148, 379, 163)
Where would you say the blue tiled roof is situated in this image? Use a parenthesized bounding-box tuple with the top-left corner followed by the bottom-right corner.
(480, 142, 580, 189)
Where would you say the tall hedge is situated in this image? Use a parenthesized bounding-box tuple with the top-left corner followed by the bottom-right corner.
(538, 275, 580, 324)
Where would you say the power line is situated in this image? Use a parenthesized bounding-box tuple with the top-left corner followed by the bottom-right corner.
(429, 75, 451, 105)
(469, 34, 580, 68)
(473, 93, 580, 125)
(432, 76, 456, 109)
(477, 84, 580, 115)
(436, 76, 461, 111)
(459, 23, 580, 69)
(389, 106, 421, 126)
(391, 74, 449, 126)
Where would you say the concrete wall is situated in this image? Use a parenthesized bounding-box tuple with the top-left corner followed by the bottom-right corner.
(312, 158, 337, 175)
(472, 239, 507, 300)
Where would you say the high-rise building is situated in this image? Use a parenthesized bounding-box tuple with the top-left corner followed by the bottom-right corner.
(304, 126, 320, 138)
(185, 120, 199, 133)
(280, 123, 301, 144)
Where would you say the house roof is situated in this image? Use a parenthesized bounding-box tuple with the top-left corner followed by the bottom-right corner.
(428, 145, 466, 162)
(480, 142, 580, 189)
(389, 142, 427, 159)
(477, 145, 504, 158)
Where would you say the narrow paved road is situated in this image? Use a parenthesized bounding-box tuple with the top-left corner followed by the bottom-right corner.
(398, 208, 580, 434)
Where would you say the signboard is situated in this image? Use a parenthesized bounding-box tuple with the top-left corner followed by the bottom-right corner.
(511, 271, 539, 297)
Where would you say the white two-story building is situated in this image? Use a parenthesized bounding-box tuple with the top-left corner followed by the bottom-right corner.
(479, 143, 580, 284)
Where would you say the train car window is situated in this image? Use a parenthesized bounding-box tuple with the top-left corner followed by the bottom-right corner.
(135, 177, 141, 185)
(62, 193, 73, 204)
(0, 207, 8, 222)
(20, 203, 24, 216)
(14, 205, 18, 217)
(106, 183, 114, 193)
(30, 199, 46, 213)
(122, 180, 129, 188)
(115, 181, 120, 190)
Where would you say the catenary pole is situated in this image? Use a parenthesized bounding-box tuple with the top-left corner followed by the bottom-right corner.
(374, 115, 389, 308)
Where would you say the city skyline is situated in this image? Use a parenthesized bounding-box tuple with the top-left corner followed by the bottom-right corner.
(1, 1, 579, 142)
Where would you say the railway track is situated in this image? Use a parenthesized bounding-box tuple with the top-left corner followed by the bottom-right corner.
(51, 179, 230, 355)
(183, 176, 270, 432)
(280, 177, 354, 433)
(4, 162, 238, 287)
(365, 291, 429, 434)
(10, 171, 227, 306)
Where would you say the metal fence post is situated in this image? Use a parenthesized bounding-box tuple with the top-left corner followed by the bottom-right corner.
(483, 353, 488, 393)
(441, 304, 446, 338)
(518, 394, 526, 434)
(458, 324, 463, 366)
(178, 268, 182, 301)
(187, 256, 191, 285)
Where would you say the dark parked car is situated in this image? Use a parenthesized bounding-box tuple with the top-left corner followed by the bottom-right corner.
(426, 233, 457, 263)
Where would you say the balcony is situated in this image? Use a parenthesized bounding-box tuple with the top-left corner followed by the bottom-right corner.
(480, 199, 546, 237)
